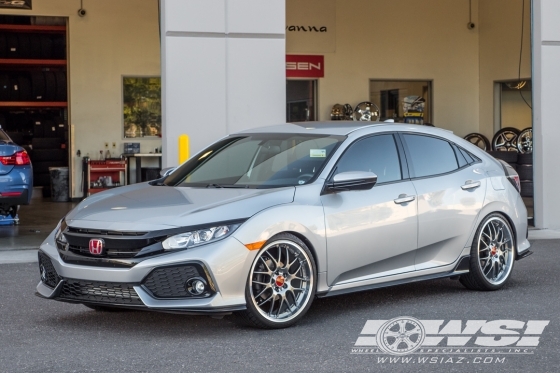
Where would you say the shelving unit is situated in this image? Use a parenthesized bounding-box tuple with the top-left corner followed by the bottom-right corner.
(85, 159, 128, 196)
(0, 16, 69, 198)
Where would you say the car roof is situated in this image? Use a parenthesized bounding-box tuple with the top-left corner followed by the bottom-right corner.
(234, 121, 452, 137)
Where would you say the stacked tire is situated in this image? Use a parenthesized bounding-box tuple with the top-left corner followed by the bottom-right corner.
(31, 137, 67, 198)
(517, 153, 533, 198)
(0, 71, 67, 102)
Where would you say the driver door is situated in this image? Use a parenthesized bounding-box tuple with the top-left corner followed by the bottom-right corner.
(321, 134, 418, 286)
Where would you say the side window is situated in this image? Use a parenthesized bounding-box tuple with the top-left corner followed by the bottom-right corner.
(334, 134, 402, 183)
(452, 144, 468, 168)
(403, 134, 458, 178)
(459, 147, 479, 164)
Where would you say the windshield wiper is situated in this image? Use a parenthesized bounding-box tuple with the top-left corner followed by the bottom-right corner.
(206, 184, 249, 189)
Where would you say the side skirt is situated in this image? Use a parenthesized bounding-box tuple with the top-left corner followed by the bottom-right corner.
(317, 256, 470, 298)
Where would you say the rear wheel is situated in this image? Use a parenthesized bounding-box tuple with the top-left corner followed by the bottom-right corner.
(235, 233, 316, 329)
(460, 214, 515, 291)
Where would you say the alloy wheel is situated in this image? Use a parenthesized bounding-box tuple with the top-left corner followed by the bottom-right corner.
(477, 217, 514, 285)
(249, 240, 314, 323)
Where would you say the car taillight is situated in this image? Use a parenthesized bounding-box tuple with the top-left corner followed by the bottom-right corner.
(0, 151, 31, 166)
(507, 174, 521, 193)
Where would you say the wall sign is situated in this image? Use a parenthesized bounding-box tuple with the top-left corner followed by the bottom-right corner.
(0, 0, 32, 10)
(286, 0, 336, 53)
(286, 55, 324, 79)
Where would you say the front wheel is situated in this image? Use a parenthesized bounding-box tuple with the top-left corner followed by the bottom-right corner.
(235, 233, 317, 329)
(460, 214, 515, 291)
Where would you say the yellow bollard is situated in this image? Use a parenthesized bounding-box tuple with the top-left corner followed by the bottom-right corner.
(178, 134, 189, 164)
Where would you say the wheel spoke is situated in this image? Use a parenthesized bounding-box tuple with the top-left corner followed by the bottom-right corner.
(255, 285, 271, 299)
(259, 256, 273, 272)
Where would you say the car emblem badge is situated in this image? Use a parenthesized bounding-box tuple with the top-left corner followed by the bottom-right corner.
(89, 239, 105, 255)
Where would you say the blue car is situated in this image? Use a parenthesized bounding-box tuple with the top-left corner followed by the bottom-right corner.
(0, 128, 32, 221)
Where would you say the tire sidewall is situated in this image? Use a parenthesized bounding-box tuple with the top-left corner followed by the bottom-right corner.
(244, 233, 317, 328)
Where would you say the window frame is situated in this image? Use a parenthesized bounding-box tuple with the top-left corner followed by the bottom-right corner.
(397, 132, 481, 180)
(324, 132, 410, 189)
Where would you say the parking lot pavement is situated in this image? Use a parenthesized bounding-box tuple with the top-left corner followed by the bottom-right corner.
(0, 240, 557, 373)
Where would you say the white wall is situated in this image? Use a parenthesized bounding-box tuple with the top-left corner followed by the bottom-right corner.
(479, 0, 532, 140)
(1, 0, 161, 198)
(533, 0, 560, 229)
(287, 0, 481, 137)
(160, 0, 286, 168)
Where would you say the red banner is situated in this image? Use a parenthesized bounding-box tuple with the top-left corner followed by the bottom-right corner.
(286, 55, 324, 78)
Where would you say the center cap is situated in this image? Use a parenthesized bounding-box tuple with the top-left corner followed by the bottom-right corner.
(491, 246, 497, 256)
(275, 275, 285, 287)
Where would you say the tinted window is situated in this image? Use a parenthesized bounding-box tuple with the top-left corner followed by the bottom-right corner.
(459, 147, 477, 164)
(452, 144, 468, 168)
(334, 134, 402, 183)
(403, 134, 458, 178)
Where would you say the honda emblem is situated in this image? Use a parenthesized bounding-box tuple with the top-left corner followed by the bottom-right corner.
(89, 239, 104, 255)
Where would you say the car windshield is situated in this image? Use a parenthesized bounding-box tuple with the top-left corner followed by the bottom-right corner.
(163, 133, 344, 188)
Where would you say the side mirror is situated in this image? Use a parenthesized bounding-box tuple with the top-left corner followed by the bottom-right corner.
(160, 167, 177, 177)
(326, 171, 378, 192)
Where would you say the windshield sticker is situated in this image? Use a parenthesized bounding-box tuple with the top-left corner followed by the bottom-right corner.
(310, 149, 327, 158)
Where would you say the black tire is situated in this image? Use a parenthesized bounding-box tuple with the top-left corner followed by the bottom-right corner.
(487, 150, 518, 164)
(5, 33, 19, 58)
(464, 133, 491, 151)
(232, 233, 317, 329)
(43, 120, 58, 138)
(54, 71, 67, 101)
(17, 74, 32, 101)
(52, 35, 66, 59)
(17, 34, 31, 59)
(6, 132, 24, 145)
(0, 74, 10, 101)
(40, 34, 53, 59)
(32, 137, 61, 149)
(508, 163, 518, 172)
(9, 77, 20, 101)
(517, 152, 533, 165)
(460, 213, 515, 291)
(492, 127, 520, 152)
(29, 34, 41, 59)
(31, 71, 46, 100)
(0, 34, 6, 58)
(517, 164, 533, 181)
(44, 71, 57, 101)
(521, 181, 533, 197)
(32, 161, 65, 174)
(84, 304, 131, 312)
(32, 149, 65, 162)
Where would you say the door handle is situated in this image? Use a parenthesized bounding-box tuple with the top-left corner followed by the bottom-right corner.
(394, 194, 415, 204)
(461, 180, 481, 190)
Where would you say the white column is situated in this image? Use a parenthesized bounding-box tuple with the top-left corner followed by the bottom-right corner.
(160, 0, 286, 167)
(532, 0, 560, 228)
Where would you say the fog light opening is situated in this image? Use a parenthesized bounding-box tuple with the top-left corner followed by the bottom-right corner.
(186, 277, 207, 296)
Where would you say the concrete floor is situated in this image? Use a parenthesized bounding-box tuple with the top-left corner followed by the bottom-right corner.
(0, 190, 76, 250)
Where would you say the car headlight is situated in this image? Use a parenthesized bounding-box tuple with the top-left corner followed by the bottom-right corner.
(162, 223, 242, 250)
(55, 219, 68, 245)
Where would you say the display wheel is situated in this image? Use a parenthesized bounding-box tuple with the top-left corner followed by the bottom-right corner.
(516, 127, 533, 154)
(492, 127, 520, 152)
(464, 133, 491, 151)
(353, 102, 380, 121)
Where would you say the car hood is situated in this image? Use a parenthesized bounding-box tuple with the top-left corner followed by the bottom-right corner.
(65, 183, 295, 231)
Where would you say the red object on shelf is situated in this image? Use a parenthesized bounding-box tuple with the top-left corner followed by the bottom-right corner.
(0, 25, 66, 33)
(0, 58, 67, 66)
(0, 102, 68, 108)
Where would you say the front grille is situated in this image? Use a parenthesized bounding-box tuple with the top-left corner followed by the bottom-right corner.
(142, 265, 207, 298)
(60, 279, 143, 305)
(38, 252, 61, 288)
(61, 227, 165, 259)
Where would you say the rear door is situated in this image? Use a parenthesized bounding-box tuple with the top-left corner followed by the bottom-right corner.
(321, 134, 418, 285)
(400, 133, 486, 270)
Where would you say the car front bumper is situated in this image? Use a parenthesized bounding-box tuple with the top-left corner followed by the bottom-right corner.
(36, 230, 257, 314)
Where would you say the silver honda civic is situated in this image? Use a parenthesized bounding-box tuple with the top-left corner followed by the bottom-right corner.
(36, 122, 532, 328)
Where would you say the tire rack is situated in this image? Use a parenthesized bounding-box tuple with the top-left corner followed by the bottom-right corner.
(0, 20, 69, 198)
